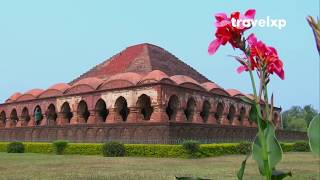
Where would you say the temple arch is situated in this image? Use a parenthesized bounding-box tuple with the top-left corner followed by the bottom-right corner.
(137, 94, 154, 120)
(273, 112, 279, 126)
(21, 107, 30, 125)
(34, 106, 43, 125)
(61, 102, 73, 123)
(227, 105, 236, 124)
(249, 107, 256, 124)
(200, 100, 211, 123)
(47, 104, 57, 124)
(77, 100, 90, 123)
(166, 95, 179, 121)
(95, 99, 109, 122)
(184, 97, 196, 122)
(215, 102, 224, 124)
(238, 107, 246, 124)
(115, 96, 129, 121)
(10, 109, 19, 126)
(0, 111, 6, 127)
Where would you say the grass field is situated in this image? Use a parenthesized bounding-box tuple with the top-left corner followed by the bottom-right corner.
(0, 152, 319, 180)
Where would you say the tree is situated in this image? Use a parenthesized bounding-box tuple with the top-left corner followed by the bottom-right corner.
(282, 105, 318, 132)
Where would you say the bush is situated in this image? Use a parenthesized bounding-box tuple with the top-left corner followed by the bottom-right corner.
(238, 142, 251, 154)
(7, 142, 25, 153)
(280, 143, 294, 152)
(200, 143, 239, 157)
(0, 141, 311, 158)
(53, 140, 68, 155)
(102, 141, 126, 157)
(293, 141, 310, 152)
(182, 140, 200, 157)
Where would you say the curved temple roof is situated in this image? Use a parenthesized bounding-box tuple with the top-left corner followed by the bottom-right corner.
(3, 43, 250, 103)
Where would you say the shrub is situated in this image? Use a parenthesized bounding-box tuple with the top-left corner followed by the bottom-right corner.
(280, 143, 294, 152)
(53, 140, 68, 155)
(238, 142, 251, 154)
(293, 141, 310, 152)
(7, 142, 25, 153)
(182, 140, 200, 157)
(102, 141, 126, 157)
(0, 141, 311, 157)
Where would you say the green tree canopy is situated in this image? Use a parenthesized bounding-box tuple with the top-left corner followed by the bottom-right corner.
(282, 105, 319, 132)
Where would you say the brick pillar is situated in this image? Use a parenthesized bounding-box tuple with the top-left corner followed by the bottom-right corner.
(150, 105, 169, 122)
(40, 115, 48, 126)
(106, 108, 117, 123)
(87, 110, 97, 124)
(16, 116, 24, 127)
(0, 120, 4, 128)
(127, 107, 139, 123)
(56, 113, 68, 125)
(232, 114, 241, 126)
(220, 114, 229, 125)
(242, 116, 251, 127)
(207, 112, 216, 124)
(5, 118, 15, 128)
(70, 112, 81, 124)
(28, 116, 36, 127)
(175, 108, 186, 122)
(193, 111, 203, 123)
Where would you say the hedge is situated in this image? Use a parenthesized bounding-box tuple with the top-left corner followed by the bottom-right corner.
(0, 141, 309, 158)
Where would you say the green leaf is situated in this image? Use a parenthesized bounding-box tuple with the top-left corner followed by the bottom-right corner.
(237, 154, 250, 180)
(240, 96, 254, 104)
(176, 177, 210, 180)
(271, 170, 292, 180)
(308, 114, 320, 155)
(252, 121, 283, 175)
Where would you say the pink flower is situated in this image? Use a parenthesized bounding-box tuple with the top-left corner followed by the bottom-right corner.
(208, 9, 256, 55)
(238, 33, 285, 80)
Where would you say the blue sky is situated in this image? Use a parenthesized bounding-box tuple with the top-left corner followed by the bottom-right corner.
(0, 0, 319, 111)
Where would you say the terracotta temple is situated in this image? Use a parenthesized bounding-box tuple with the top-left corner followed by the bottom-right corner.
(0, 43, 306, 143)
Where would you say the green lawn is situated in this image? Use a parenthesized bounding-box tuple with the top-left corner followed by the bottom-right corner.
(0, 152, 319, 180)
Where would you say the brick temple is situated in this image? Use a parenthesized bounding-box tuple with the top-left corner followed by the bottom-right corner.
(0, 43, 306, 143)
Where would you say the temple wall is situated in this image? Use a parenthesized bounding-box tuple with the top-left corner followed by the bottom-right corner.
(0, 83, 287, 143)
(0, 123, 307, 143)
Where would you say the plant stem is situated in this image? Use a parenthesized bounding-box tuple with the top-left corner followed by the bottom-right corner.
(248, 61, 272, 180)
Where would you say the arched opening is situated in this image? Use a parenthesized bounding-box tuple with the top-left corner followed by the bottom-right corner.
(10, 109, 19, 126)
(273, 113, 279, 126)
(227, 105, 236, 124)
(238, 107, 246, 124)
(115, 97, 129, 121)
(95, 99, 109, 122)
(184, 97, 196, 122)
(249, 107, 256, 124)
(137, 94, 154, 120)
(34, 106, 43, 126)
(77, 100, 90, 123)
(61, 102, 73, 123)
(166, 95, 179, 121)
(21, 107, 30, 125)
(47, 104, 57, 123)
(215, 102, 224, 124)
(0, 111, 6, 126)
(200, 100, 211, 123)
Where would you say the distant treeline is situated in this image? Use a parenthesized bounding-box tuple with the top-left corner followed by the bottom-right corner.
(282, 105, 319, 132)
